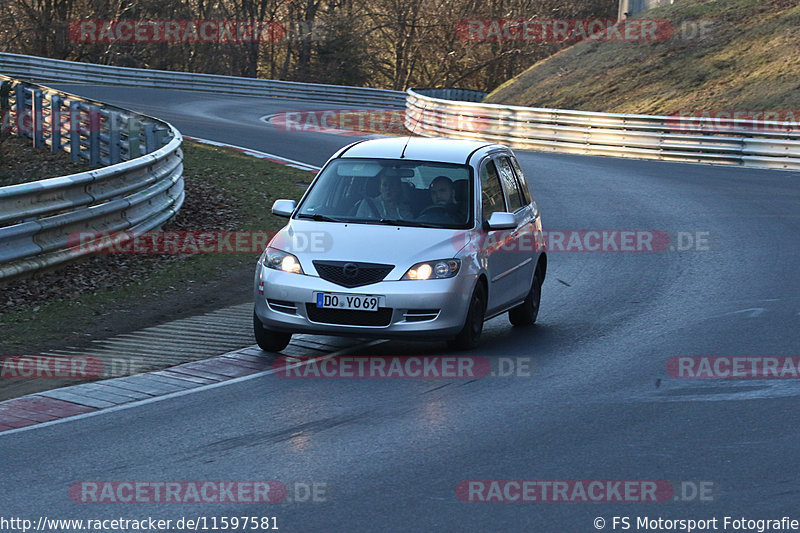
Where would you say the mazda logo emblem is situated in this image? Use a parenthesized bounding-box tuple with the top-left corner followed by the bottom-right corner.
(342, 263, 359, 278)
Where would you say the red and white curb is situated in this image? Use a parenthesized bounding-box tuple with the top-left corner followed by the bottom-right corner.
(0, 347, 274, 433)
(0, 338, 382, 435)
(184, 136, 321, 173)
(0, 348, 266, 432)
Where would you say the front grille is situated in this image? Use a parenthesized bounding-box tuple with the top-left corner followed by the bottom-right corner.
(306, 304, 393, 326)
(313, 260, 394, 288)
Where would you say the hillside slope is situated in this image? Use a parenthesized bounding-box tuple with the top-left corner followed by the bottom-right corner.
(485, 0, 800, 114)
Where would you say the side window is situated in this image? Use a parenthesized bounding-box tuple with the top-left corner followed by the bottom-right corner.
(480, 160, 506, 221)
(509, 156, 532, 204)
(496, 156, 524, 212)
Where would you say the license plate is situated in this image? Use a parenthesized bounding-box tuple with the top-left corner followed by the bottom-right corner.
(314, 292, 383, 311)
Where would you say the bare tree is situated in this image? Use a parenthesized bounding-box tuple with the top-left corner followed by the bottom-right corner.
(0, 0, 616, 91)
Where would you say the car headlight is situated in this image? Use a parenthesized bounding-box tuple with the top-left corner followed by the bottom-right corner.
(402, 259, 460, 280)
(261, 247, 304, 274)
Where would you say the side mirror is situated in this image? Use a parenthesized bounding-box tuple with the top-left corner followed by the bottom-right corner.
(272, 199, 296, 218)
(486, 212, 517, 230)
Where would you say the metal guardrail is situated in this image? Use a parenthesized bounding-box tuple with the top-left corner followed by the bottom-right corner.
(405, 89, 800, 171)
(0, 76, 184, 281)
(0, 52, 407, 109)
(414, 88, 488, 103)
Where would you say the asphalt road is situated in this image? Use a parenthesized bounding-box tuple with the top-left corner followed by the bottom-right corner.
(50, 84, 375, 166)
(2, 86, 800, 532)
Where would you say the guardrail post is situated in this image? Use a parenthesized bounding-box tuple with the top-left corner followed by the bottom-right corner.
(0, 80, 11, 137)
(15, 84, 27, 137)
(0, 74, 185, 282)
(32, 89, 44, 148)
(127, 118, 141, 159)
(154, 126, 165, 148)
(51, 94, 62, 153)
(89, 105, 100, 166)
(68, 101, 81, 162)
(144, 123, 157, 153)
(108, 111, 121, 164)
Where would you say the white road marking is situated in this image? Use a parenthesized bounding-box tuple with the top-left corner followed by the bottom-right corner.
(0, 339, 387, 438)
(184, 136, 321, 172)
(710, 307, 766, 319)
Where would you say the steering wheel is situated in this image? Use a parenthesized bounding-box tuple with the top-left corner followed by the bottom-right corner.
(418, 204, 450, 216)
(417, 204, 457, 222)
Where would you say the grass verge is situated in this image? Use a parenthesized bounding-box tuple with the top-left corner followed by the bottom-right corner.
(0, 140, 314, 355)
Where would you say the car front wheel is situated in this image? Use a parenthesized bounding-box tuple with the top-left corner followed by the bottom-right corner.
(253, 312, 292, 352)
(448, 282, 487, 350)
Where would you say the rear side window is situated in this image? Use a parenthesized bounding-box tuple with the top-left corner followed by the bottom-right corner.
(496, 156, 525, 212)
(480, 160, 505, 221)
(509, 156, 531, 204)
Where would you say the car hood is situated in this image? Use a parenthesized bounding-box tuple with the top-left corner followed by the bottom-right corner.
(270, 220, 474, 276)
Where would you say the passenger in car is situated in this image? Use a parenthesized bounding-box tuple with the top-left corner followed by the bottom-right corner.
(355, 174, 414, 219)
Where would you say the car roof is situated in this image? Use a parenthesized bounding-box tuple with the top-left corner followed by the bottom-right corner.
(338, 137, 500, 165)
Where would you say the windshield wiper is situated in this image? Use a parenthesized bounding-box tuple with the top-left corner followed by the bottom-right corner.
(296, 213, 349, 223)
(377, 219, 439, 228)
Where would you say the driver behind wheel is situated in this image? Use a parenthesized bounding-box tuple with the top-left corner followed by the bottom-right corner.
(430, 175, 457, 206)
(420, 176, 463, 223)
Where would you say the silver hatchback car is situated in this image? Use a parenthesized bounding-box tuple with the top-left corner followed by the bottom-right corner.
(254, 137, 546, 351)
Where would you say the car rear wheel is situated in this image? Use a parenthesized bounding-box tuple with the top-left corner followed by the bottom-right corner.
(508, 268, 542, 326)
(448, 282, 487, 350)
(253, 312, 292, 352)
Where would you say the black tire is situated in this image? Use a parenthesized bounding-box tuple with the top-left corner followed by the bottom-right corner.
(508, 269, 542, 326)
(448, 282, 487, 350)
(253, 312, 292, 352)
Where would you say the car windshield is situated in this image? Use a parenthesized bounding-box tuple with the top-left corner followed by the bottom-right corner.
(295, 158, 473, 229)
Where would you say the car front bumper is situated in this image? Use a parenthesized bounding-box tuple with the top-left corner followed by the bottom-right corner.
(253, 264, 475, 339)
